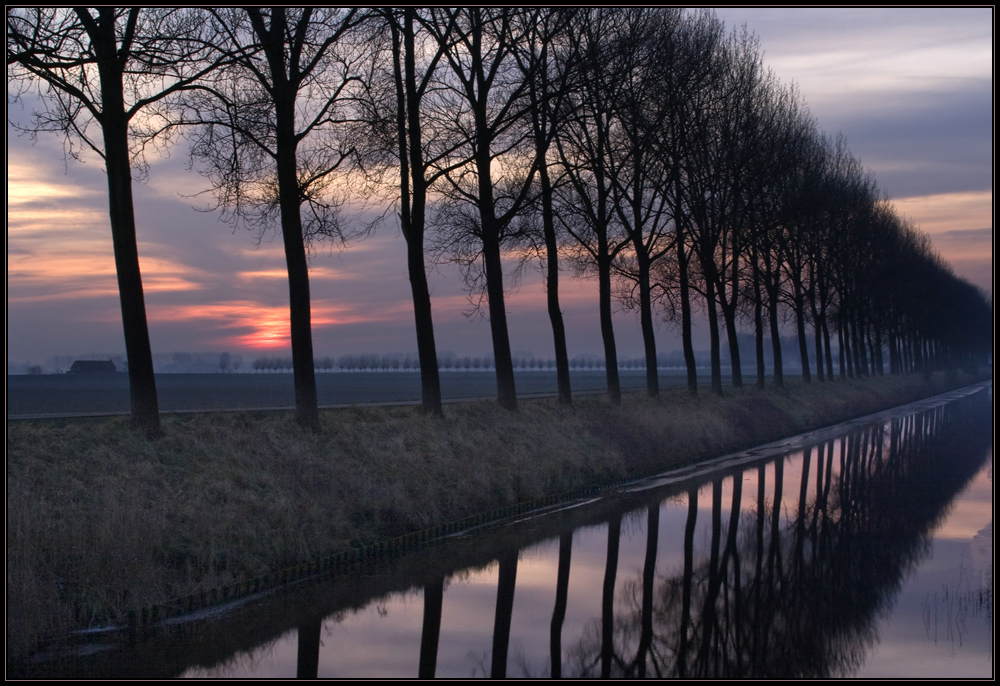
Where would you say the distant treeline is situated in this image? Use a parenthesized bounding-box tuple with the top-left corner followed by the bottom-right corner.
(251, 334, 810, 373)
(12, 352, 246, 375)
(249, 353, 670, 373)
(11, 333, 812, 376)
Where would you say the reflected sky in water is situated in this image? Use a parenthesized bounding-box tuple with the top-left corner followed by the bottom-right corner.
(178, 389, 992, 679)
(856, 459, 992, 678)
(11, 387, 990, 678)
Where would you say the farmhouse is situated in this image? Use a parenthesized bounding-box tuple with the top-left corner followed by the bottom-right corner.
(69, 359, 117, 374)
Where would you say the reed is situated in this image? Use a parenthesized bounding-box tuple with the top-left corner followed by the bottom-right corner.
(6, 370, 986, 658)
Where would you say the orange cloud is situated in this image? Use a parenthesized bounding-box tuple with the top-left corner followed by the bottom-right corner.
(236, 269, 293, 280)
(7, 248, 206, 303)
(893, 191, 992, 235)
(7, 159, 99, 205)
(892, 192, 992, 291)
(236, 265, 349, 281)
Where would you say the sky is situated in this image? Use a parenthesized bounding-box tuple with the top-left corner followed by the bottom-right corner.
(6, 8, 993, 368)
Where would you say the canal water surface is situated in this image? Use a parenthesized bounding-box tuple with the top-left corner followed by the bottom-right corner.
(18, 385, 993, 678)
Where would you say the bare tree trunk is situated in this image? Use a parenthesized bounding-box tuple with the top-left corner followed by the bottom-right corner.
(407, 236, 442, 414)
(539, 161, 572, 404)
(678, 221, 698, 396)
(637, 252, 660, 397)
(793, 287, 811, 383)
(873, 322, 885, 376)
(752, 253, 766, 389)
(704, 267, 723, 395)
(767, 279, 784, 388)
(888, 328, 900, 375)
(720, 234, 743, 388)
(822, 316, 835, 380)
(103, 123, 161, 436)
(482, 222, 518, 410)
(852, 316, 868, 376)
(598, 251, 622, 404)
(840, 318, 853, 378)
(274, 91, 319, 429)
(97, 24, 160, 436)
(721, 303, 743, 388)
(808, 285, 825, 382)
(625, 158, 660, 398)
(395, 11, 443, 416)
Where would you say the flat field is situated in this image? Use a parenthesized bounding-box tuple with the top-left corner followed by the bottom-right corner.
(7, 369, 673, 417)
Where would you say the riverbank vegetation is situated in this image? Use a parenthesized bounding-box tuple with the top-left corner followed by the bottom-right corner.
(6, 370, 989, 659)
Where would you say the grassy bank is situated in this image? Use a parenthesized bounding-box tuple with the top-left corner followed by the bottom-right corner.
(6, 370, 989, 658)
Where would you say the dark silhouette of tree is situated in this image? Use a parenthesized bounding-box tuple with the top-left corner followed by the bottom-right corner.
(359, 8, 459, 417)
(420, 7, 543, 411)
(709, 31, 782, 391)
(647, 9, 727, 396)
(606, 8, 684, 398)
(183, 8, 370, 428)
(8, 7, 221, 436)
(491, 550, 519, 677)
(779, 127, 826, 385)
(550, 532, 572, 677)
(553, 7, 637, 404)
(418, 576, 445, 678)
(732, 73, 799, 389)
(676, 27, 772, 395)
(511, 8, 578, 405)
(295, 616, 321, 678)
(753, 88, 818, 387)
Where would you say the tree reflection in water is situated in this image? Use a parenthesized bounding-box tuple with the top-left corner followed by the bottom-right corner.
(13, 389, 989, 679)
(560, 395, 990, 678)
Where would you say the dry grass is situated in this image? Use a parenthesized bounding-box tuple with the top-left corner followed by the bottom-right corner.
(6, 370, 987, 658)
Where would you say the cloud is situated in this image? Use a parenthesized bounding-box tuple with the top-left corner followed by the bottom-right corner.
(826, 86, 992, 198)
(714, 8, 993, 199)
(934, 228, 993, 244)
(893, 191, 993, 234)
(236, 265, 352, 282)
(8, 239, 209, 305)
(6, 8, 992, 364)
(927, 228, 993, 267)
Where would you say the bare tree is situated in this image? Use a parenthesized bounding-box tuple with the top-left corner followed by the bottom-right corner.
(420, 8, 543, 411)
(357, 8, 467, 417)
(607, 8, 684, 398)
(645, 10, 728, 396)
(553, 8, 636, 404)
(7, 7, 220, 436)
(511, 7, 578, 405)
(184, 8, 371, 428)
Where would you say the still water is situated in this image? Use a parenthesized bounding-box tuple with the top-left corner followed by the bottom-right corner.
(19, 385, 994, 678)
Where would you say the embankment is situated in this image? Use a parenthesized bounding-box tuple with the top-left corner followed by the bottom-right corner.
(6, 370, 990, 658)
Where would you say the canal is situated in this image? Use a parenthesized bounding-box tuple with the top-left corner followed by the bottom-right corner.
(13, 385, 992, 678)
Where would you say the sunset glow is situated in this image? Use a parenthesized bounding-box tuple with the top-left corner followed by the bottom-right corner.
(6, 8, 992, 365)
(894, 191, 992, 233)
(148, 299, 404, 350)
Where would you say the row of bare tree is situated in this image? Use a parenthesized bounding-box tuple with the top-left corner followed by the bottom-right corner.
(8, 8, 991, 436)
